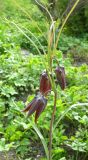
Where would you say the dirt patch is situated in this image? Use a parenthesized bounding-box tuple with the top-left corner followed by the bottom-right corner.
(0, 151, 18, 160)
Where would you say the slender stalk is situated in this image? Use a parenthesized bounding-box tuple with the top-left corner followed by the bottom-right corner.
(35, 0, 54, 23)
(55, 0, 80, 49)
(48, 21, 55, 72)
(12, 0, 47, 41)
(49, 91, 57, 160)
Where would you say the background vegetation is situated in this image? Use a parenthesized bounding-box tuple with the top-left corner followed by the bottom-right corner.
(0, 0, 88, 160)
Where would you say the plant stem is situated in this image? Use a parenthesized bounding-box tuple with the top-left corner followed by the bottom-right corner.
(55, 0, 80, 49)
(49, 91, 57, 160)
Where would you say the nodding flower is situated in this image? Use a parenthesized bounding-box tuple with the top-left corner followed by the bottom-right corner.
(40, 71, 51, 96)
(55, 66, 66, 90)
(23, 93, 47, 123)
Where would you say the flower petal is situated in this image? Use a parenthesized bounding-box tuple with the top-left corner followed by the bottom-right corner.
(27, 95, 44, 117)
(27, 99, 38, 117)
(40, 71, 51, 96)
(55, 66, 66, 90)
(61, 72, 66, 90)
(35, 98, 47, 123)
(22, 97, 36, 112)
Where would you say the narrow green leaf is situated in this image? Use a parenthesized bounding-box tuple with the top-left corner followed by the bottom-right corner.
(28, 119, 49, 160)
(54, 103, 88, 130)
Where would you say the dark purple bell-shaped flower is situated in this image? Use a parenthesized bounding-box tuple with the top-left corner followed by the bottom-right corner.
(40, 71, 51, 96)
(55, 66, 66, 90)
(23, 93, 47, 123)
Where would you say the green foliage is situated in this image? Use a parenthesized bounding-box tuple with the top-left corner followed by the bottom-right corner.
(41, 0, 88, 34)
(0, 0, 48, 54)
(66, 7, 88, 35)
(0, 45, 88, 159)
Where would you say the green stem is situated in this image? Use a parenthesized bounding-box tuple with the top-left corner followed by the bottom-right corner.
(12, 0, 47, 41)
(55, 0, 80, 49)
(49, 91, 57, 160)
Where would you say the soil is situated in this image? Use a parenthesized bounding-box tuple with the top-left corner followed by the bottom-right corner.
(0, 150, 18, 160)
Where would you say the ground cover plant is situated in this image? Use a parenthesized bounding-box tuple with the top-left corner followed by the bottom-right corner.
(0, 0, 88, 160)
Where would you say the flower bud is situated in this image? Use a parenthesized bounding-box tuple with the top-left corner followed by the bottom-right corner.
(23, 93, 47, 123)
(55, 66, 66, 90)
(40, 71, 51, 96)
